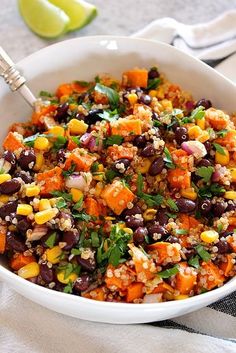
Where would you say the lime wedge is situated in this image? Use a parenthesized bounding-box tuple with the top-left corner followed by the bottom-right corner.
(48, 0, 97, 31)
(18, 0, 70, 38)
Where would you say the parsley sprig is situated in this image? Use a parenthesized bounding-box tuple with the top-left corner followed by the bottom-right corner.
(163, 147, 175, 169)
(195, 166, 214, 183)
(137, 173, 164, 207)
(94, 83, 120, 110)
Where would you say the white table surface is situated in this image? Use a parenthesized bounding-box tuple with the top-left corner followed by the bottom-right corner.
(1, 0, 236, 62)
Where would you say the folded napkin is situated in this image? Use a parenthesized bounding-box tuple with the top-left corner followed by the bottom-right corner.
(1, 12, 236, 353)
(132, 10, 236, 82)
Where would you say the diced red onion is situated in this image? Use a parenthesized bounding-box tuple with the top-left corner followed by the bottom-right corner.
(142, 293, 162, 303)
(185, 100, 195, 113)
(212, 167, 226, 182)
(65, 173, 92, 190)
(88, 136, 97, 152)
(80, 133, 92, 146)
(181, 141, 207, 158)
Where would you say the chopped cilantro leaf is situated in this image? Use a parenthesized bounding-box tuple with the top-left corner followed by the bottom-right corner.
(198, 183, 225, 198)
(94, 83, 120, 110)
(213, 143, 226, 155)
(52, 136, 67, 152)
(163, 147, 175, 169)
(23, 133, 48, 147)
(91, 232, 100, 247)
(51, 190, 72, 202)
(137, 173, 163, 207)
(71, 248, 82, 255)
(147, 77, 161, 90)
(56, 198, 67, 209)
(166, 198, 179, 212)
(105, 135, 124, 146)
(105, 169, 119, 183)
(191, 106, 205, 120)
(62, 163, 76, 177)
(74, 80, 90, 87)
(98, 110, 119, 123)
(73, 197, 84, 210)
(188, 255, 200, 269)
(195, 245, 211, 262)
(63, 281, 73, 294)
(195, 166, 214, 183)
(44, 232, 57, 248)
(216, 129, 228, 137)
(158, 265, 179, 278)
(71, 136, 81, 146)
(175, 229, 188, 235)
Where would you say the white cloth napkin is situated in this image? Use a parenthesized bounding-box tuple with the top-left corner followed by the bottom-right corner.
(1, 12, 236, 353)
(132, 10, 236, 83)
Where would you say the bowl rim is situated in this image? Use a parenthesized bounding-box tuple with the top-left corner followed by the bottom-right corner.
(0, 35, 235, 311)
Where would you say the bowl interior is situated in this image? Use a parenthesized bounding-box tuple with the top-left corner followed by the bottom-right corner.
(0, 36, 235, 323)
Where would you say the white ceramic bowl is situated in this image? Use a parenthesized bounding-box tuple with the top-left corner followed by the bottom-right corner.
(0, 36, 235, 324)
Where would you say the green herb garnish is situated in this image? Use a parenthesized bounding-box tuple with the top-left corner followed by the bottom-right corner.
(56, 198, 67, 209)
(23, 133, 48, 147)
(198, 183, 225, 198)
(147, 77, 161, 90)
(74, 80, 90, 87)
(63, 281, 73, 294)
(195, 245, 211, 262)
(94, 83, 120, 110)
(91, 232, 100, 248)
(73, 197, 84, 210)
(137, 173, 164, 207)
(216, 129, 228, 137)
(166, 198, 179, 212)
(195, 166, 214, 183)
(175, 229, 188, 235)
(71, 136, 81, 146)
(51, 190, 72, 202)
(98, 110, 119, 123)
(105, 135, 124, 146)
(158, 265, 179, 278)
(213, 143, 226, 155)
(62, 162, 76, 177)
(163, 147, 175, 169)
(105, 169, 119, 183)
(188, 255, 200, 269)
(191, 106, 205, 120)
(44, 232, 57, 248)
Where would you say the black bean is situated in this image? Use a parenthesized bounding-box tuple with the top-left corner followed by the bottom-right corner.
(75, 113, 86, 121)
(226, 203, 236, 212)
(219, 231, 233, 238)
(175, 198, 196, 213)
(113, 158, 130, 173)
(184, 248, 196, 259)
(14, 171, 33, 184)
(141, 144, 155, 157)
(149, 157, 164, 176)
(55, 103, 69, 122)
(195, 99, 212, 110)
(212, 202, 227, 217)
(6, 231, 25, 252)
(40, 263, 54, 283)
(18, 149, 36, 170)
(126, 216, 144, 229)
(197, 159, 212, 167)
(76, 255, 96, 272)
(148, 67, 160, 79)
(152, 112, 160, 121)
(166, 235, 180, 244)
(74, 274, 91, 292)
(133, 135, 147, 148)
(156, 208, 169, 226)
(133, 227, 148, 245)
(126, 87, 143, 94)
(148, 224, 168, 238)
(58, 211, 74, 228)
(57, 149, 66, 164)
(199, 199, 212, 215)
(175, 127, 189, 145)
(0, 179, 21, 195)
(204, 141, 212, 154)
(62, 230, 80, 251)
(85, 109, 103, 125)
(170, 119, 180, 132)
(3, 151, 17, 172)
(0, 201, 18, 219)
(16, 216, 31, 235)
(216, 240, 230, 254)
(123, 205, 142, 218)
(139, 95, 152, 105)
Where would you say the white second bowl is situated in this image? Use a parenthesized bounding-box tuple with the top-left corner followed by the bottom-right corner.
(0, 36, 235, 324)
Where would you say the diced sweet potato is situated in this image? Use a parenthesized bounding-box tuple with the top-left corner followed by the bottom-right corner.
(128, 244, 156, 282)
(0, 224, 7, 254)
(56, 82, 89, 98)
(175, 262, 197, 295)
(64, 148, 97, 172)
(101, 180, 135, 215)
(111, 118, 142, 137)
(151, 282, 174, 294)
(147, 241, 181, 265)
(198, 261, 225, 290)
(105, 264, 134, 291)
(126, 282, 144, 303)
(167, 169, 191, 189)
(31, 105, 57, 126)
(205, 108, 228, 131)
(107, 145, 135, 161)
(84, 197, 100, 218)
(122, 68, 148, 88)
(36, 166, 64, 196)
(10, 253, 36, 271)
(171, 149, 189, 169)
(219, 254, 234, 276)
(3, 132, 24, 152)
(82, 286, 106, 301)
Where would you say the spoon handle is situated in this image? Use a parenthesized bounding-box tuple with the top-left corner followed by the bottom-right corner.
(0, 47, 36, 107)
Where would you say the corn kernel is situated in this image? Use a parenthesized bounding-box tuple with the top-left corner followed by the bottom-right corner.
(174, 295, 189, 300)
(160, 99, 172, 112)
(118, 223, 125, 229)
(34, 136, 49, 151)
(34, 153, 45, 171)
(39, 199, 52, 211)
(215, 148, 229, 165)
(25, 185, 40, 197)
(224, 191, 236, 200)
(123, 227, 133, 235)
(104, 216, 116, 221)
(200, 230, 219, 243)
(45, 246, 62, 264)
(230, 168, 236, 182)
(143, 208, 157, 221)
(0, 195, 9, 204)
(197, 130, 210, 143)
(127, 93, 138, 105)
(71, 188, 83, 203)
(69, 103, 78, 111)
(93, 172, 105, 181)
(57, 271, 78, 284)
(17, 204, 33, 216)
(35, 208, 58, 224)
(48, 126, 65, 138)
(0, 174, 11, 184)
(181, 187, 197, 201)
(136, 158, 152, 174)
(188, 125, 202, 139)
(60, 94, 69, 103)
(68, 119, 88, 135)
(197, 117, 205, 130)
(18, 262, 40, 279)
(94, 182, 104, 197)
(149, 90, 157, 98)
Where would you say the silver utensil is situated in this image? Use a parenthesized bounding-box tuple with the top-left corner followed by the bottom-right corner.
(0, 47, 36, 107)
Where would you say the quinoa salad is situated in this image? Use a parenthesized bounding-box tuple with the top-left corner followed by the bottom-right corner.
(0, 66, 235, 303)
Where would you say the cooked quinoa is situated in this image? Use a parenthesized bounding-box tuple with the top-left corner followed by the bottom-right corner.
(0, 66, 235, 303)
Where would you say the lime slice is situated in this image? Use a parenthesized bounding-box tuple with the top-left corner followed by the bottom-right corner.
(48, 0, 97, 31)
(18, 0, 70, 38)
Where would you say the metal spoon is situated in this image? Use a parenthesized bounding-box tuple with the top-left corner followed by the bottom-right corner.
(0, 47, 36, 107)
